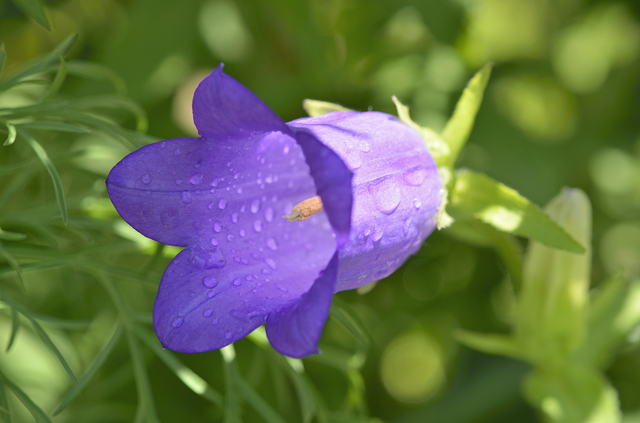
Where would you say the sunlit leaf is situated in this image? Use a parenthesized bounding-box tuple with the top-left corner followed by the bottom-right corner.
(0, 380, 11, 423)
(11, 0, 51, 31)
(53, 324, 123, 415)
(303, 99, 352, 117)
(6, 306, 20, 352)
(18, 130, 68, 223)
(441, 63, 493, 166)
(450, 169, 584, 253)
(3, 123, 16, 146)
(0, 369, 54, 423)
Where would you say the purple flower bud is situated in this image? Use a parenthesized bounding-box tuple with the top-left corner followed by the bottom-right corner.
(106, 65, 442, 357)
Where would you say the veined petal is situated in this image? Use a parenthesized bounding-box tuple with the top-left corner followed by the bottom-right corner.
(266, 252, 339, 357)
(289, 112, 442, 291)
(193, 65, 290, 139)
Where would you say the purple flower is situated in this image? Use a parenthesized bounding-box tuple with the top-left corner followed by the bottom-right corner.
(106, 65, 442, 358)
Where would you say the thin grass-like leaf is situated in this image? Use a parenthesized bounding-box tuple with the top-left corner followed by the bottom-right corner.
(69, 95, 148, 132)
(62, 61, 127, 94)
(11, 0, 51, 31)
(0, 228, 27, 241)
(40, 53, 67, 102)
(330, 299, 372, 350)
(0, 34, 76, 91)
(0, 369, 53, 423)
(0, 157, 38, 174)
(0, 380, 12, 423)
(3, 123, 16, 146)
(234, 369, 287, 423)
(18, 129, 68, 223)
(126, 328, 160, 423)
(30, 319, 78, 384)
(6, 306, 20, 352)
(0, 43, 5, 77)
(222, 350, 242, 423)
(53, 324, 123, 415)
(269, 351, 317, 423)
(14, 121, 90, 133)
(0, 244, 26, 292)
(134, 325, 224, 407)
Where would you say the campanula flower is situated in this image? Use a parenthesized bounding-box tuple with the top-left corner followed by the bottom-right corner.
(106, 65, 442, 357)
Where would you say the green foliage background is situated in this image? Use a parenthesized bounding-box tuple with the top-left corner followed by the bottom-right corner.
(0, 0, 639, 422)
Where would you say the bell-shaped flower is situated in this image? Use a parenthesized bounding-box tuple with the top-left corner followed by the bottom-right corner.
(106, 65, 442, 357)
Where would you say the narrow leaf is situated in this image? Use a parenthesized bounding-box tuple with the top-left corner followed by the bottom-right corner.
(222, 347, 242, 423)
(31, 319, 78, 384)
(40, 53, 67, 102)
(455, 330, 524, 360)
(0, 244, 26, 292)
(12, 0, 51, 30)
(68, 95, 148, 132)
(0, 43, 6, 77)
(450, 169, 584, 253)
(18, 130, 68, 223)
(234, 372, 288, 423)
(62, 61, 127, 94)
(0, 369, 54, 423)
(0, 228, 27, 241)
(6, 306, 20, 352)
(4, 123, 16, 146)
(441, 63, 493, 166)
(13, 121, 90, 133)
(126, 328, 160, 423)
(134, 325, 223, 407)
(53, 324, 123, 415)
(303, 99, 352, 117)
(0, 380, 12, 423)
(330, 299, 372, 349)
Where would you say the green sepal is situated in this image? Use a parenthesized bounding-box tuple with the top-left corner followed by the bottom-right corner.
(449, 169, 585, 253)
(12, 0, 52, 31)
(302, 99, 352, 117)
(441, 63, 493, 167)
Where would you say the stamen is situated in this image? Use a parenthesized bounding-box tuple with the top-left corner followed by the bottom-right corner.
(283, 196, 323, 222)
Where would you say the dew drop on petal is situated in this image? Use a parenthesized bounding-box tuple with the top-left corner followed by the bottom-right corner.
(403, 168, 428, 186)
(181, 191, 192, 204)
(275, 284, 288, 293)
(369, 179, 401, 215)
(218, 198, 227, 209)
(251, 199, 260, 213)
(240, 229, 246, 237)
(141, 174, 151, 184)
(208, 202, 214, 210)
(214, 221, 222, 232)
(266, 238, 278, 251)
(227, 234, 234, 242)
(203, 309, 213, 317)
(171, 317, 184, 328)
(265, 207, 274, 222)
(208, 290, 215, 298)
(231, 213, 239, 223)
(203, 277, 218, 288)
(211, 178, 220, 187)
(372, 226, 384, 242)
(174, 148, 182, 156)
(233, 278, 242, 286)
(190, 173, 203, 185)
(265, 258, 277, 269)
(225, 331, 233, 340)
(176, 179, 182, 185)
(253, 220, 263, 232)
(414, 198, 422, 209)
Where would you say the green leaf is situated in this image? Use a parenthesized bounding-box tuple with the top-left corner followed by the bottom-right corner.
(68, 95, 148, 132)
(235, 372, 288, 423)
(31, 319, 78, 384)
(441, 63, 493, 166)
(18, 130, 68, 223)
(13, 121, 90, 133)
(330, 298, 372, 350)
(62, 61, 127, 94)
(0, 380, 12, 423)
(0, 43, 6, 78)
(0, 369, 54, 423)
(450, 169, 585, 253)
(455, 330, 525, 360)
(11, 0, 51, 30)
(3, 123, 16, 146)
(6, 306, 20, 352)
(134, 325, 224, 407)
(53, 324, 123, 415)
(0, 34, 76, 91)
(126, 328, 160, 423)
(221, 347, 242, 423)
(0, 244, 26, 292)
(0, 227, 27, 241)
(40, 53, 67, 102)
(303, 99, 352, 117)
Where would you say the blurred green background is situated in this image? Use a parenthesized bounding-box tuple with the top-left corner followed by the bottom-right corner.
(1, 0, 639, 422)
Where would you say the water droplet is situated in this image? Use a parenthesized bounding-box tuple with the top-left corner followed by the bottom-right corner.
(190, 173, 203, 185)
(233, 278, 242, 286)
(171, 317, 184, 328)
(265, 207, 274, 222)
(403, 168, 429, 186)
(265, 258, 277, 269)
(253, 220, 263, 232)
(145, 190, 151, 195)
(349, 154, 363, 170)
(212, 178, 220, 187)
(218, 198, 227, 209)
(208, 202, 214, 210)
(214, 221, 222, 232)
(212, 318, 219, 325)
(239, 229, 246, 237)
(203, 309, 213, 317)
(275, 284, 288, 293)
(237, 186, 243, 193)
(284, 145, 290, 154)
(372, 226, 384, 242)
(234, 257, 241, 263)
(369, 178, 401, 215)
(251, 199, 260, 213)
(227, 234, 234, 242)
(176, 179, 182, 185)
(265, 175, 273, 184)
(266, 238, 278, 251)
(181, 191, 192, 203)
(195, 162, 201, 169)
(231, 213, 239, 223)
(174, 148, 182, 156)
(208, 290, 215, 298)
(261, 268, 271, 275)
(141, 174, 151, 184)
(203, 277, 218, 288)
(413, 198, 422, 209)
(225, 331, 233, 340)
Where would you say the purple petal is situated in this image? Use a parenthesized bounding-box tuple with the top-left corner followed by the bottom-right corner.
(193, 65, 290, 139)
(265, 252, 339, 357)
(289, 111, 442, 291)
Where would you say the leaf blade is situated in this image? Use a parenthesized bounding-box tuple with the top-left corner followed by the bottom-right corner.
(11, 0, 51, 30)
